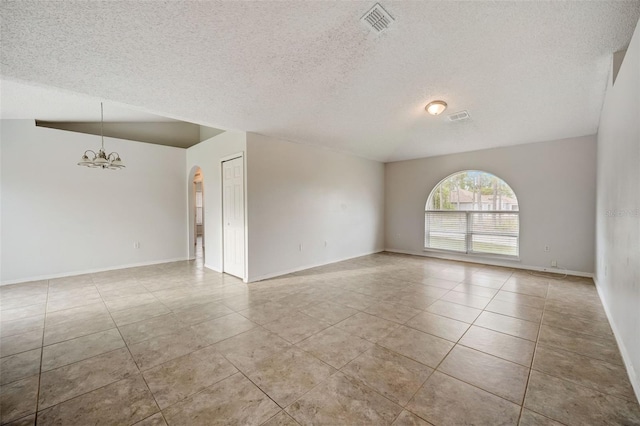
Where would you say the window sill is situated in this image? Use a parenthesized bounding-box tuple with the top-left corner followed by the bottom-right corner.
(423, 248, 521, 263)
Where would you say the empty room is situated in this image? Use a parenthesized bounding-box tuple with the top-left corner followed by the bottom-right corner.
(1, 1, 639, 425)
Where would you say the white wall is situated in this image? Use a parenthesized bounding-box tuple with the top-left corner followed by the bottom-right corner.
(1, 120, 187, 284)
(186, 131, 246, 272)
(385, 135, 597, 274)
(595, 19, 640, 398)
(246, 133, 385, 281)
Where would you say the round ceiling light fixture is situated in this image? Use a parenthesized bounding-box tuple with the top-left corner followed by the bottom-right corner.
(425, 100, 448, 116)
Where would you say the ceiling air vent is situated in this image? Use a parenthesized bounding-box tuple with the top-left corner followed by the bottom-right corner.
(448, 111, 470, 122)
(361, 3, 394, 33)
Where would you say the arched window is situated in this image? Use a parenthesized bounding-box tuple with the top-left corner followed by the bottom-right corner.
(425, 170, 519, 257)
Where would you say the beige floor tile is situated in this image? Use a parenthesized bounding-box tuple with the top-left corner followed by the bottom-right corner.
(263, 311, 330, 344)
(163, 373, 280, 426)
(238, 301, 295, 325)
(0, 295, 47, 312)
(296, 326, 372, 369)
(245, 347, 335, 407)
(110, 302, 172, 327)
(103, 293, 159, 312)
(493, 290, 546, 309)
(173, 301, 235, 325)
(0, 281, 48, 301)
(461, 275, 506, 289)
(533, 345, 636, 401)
(287, 372, 402, 425)
(544, 299, 608, 323)
(37, 375, 158, 425)
(128, 328, 206, 371)
(214, 327, 291, 372)
(426, 300, 482, 323)
(335, 312, 399, 343)
(4, 413, 36, 426)
(44, 302, 109, 327)
(460, 326, 535, 366)
(330, 290, 378, 310)
(541, 310, 613, 341)
(405, 311, 470, 342)
(438, 345, 529, 404)
(43, 313, 115, 346)
(261, 411, 300, 426)
(538, 325, 624, 365)
(46, 291, 102, 313)
(474, 311, 539, 341)
(0, 315, 44, 339)
(143, 345, 237, 409)
(0, 329, 42, 358)
(524, 370, 640, 426)
(38, 347, 139, 409)
(441, 291, 492, 310)
(191, 312, 258, 345)
(407, 371, 520, 426)
(486, 299, 543, 323)
(501, 279, 549, 298)
(0, 349, 41, 385)
(419, 277, 460, 290)
(0, 304, 46, 322)
(451, 283, 499, 298)
(133, 412, 167, 426)
(378, 325, 453, 368)
(301, 301, 358, 325)
(342, 346, 433, 405)
(119, 313, 188, 345)
(364, 301, 422, 324)
(392, 410, 432, 425)
(518, 409, 564, 426)
(41, 328, 125, 371)
(0, 375, 38, 424)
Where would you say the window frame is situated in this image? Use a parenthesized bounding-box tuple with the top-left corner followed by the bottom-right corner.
(424, 171, 520, 260)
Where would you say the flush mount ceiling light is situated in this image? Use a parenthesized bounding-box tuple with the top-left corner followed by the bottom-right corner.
(77, 102, 125, 170)
(425, 100, 448, 116)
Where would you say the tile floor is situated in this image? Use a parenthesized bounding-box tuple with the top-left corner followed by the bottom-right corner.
(1, 252, 639, 425)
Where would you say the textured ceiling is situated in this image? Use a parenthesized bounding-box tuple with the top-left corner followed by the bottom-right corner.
(1, 1, 639, 161)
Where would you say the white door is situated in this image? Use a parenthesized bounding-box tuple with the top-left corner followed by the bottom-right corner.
(222, 156, 245, 279)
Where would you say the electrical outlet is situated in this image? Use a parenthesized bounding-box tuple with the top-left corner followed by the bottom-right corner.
(544, 245, 550, 252)
(134, 242, 140, 249)
(551, 260, 557, 267)
(298, 243, 302, 252)
(324, 241, 327, 247)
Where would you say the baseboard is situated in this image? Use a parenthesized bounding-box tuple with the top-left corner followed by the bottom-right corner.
(247, 248, 385, 283)
(593, 276, 640, 403)
(384, 248, 593, 278)
(1, 257, 189, 286)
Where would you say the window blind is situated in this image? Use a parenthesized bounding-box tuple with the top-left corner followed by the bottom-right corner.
(424, 211, 467, 252)
(425, 211, 519, 257)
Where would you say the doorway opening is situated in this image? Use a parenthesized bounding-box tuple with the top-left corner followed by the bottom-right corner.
(222, 154, 245, 279)
(188, 166, 204, 264)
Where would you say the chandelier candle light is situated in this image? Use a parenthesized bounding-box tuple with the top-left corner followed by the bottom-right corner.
(77, 103, 125, 169)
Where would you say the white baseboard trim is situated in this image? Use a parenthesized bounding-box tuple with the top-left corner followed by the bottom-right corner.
(247, 249, 385, 283)
(384, 248, 593, 278)
(1, 257, 189, 286)
(593, 276, 640, 403)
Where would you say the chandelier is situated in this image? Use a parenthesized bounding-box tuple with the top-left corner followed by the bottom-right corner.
(77, 103, 125, 169)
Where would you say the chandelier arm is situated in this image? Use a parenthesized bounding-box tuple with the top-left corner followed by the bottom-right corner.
(84, 150, 97, 158)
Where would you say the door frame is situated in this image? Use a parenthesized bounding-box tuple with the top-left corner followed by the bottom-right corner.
(220, 152, 248, 282)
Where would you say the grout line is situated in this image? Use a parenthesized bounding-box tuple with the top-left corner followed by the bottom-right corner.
(32, 278, 50, 423)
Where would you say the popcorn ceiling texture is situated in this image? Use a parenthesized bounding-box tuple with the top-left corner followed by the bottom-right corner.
(1, 1, 639, 161)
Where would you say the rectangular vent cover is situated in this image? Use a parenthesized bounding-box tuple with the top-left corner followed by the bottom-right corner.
(448, 111, 470, 122)
(361, 3, 394, 33)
